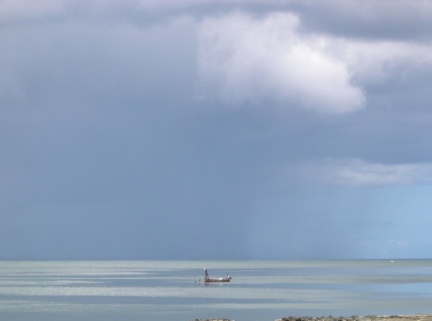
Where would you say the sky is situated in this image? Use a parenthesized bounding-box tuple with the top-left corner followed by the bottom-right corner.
(1, 0, 432, 260)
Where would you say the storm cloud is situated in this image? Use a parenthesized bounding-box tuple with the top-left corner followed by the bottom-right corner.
(1, 0, 432, 259)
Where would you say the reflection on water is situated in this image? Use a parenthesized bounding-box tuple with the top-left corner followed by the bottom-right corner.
(1, 260, 432, 321)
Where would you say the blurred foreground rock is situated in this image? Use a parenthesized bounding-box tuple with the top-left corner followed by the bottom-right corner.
(278, 315, 432, 321)
(191, 315, 432, 321)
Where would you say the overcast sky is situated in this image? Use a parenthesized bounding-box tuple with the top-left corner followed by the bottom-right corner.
(1, 0, 432, 260)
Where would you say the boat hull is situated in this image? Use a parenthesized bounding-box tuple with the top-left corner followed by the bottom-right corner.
(205, 277, 231, 283)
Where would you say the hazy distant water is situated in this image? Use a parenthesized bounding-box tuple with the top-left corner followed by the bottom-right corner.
(1, 260, 432, 321)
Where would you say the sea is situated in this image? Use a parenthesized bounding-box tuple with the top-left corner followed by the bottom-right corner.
(1, 260, 432, 321)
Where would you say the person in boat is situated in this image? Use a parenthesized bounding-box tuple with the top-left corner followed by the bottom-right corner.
(204, 268, 209, 280)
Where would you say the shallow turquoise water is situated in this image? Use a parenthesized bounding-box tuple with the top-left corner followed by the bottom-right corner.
(1, 260, 432, 321)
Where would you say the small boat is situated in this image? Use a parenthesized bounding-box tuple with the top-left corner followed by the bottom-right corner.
(205, 276, 232, 283)
(202, 268, 232, 283)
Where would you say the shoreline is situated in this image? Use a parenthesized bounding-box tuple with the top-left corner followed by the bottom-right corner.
(193, 315, 432, 321)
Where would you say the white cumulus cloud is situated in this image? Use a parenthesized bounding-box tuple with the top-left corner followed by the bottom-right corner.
(196, 12, 365, 114)
(195, 10, 432, 114)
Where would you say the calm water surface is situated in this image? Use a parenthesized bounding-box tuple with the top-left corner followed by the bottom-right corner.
(1, 260, 432, 321)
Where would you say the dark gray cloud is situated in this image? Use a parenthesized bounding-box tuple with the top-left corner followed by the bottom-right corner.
(288, 0, 432, 40)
